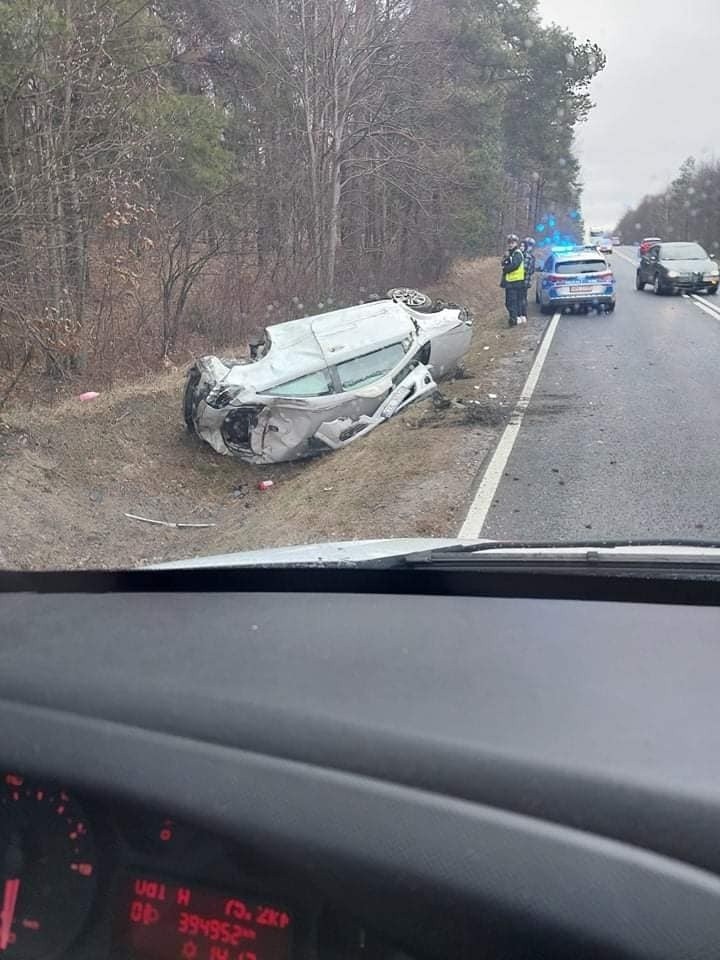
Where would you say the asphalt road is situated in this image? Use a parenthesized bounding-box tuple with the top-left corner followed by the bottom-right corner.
(479, 247, 720, 541)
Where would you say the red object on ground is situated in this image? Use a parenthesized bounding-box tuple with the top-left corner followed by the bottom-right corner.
(257, 480, 274, 491)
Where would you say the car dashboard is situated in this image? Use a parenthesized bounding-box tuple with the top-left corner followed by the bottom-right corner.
(3, 565, 720, 960)
(1, 776, 405, 960)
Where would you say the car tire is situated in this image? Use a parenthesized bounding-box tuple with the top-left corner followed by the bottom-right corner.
(386, 288, 435, 312)
(653, 274, 664, 296)
(540, 303, 554, 315)
(707, 286, 719, 296)
(605, 302, 616, 313)
(183, 366, 201, 432)
(635, 272, 645, 291)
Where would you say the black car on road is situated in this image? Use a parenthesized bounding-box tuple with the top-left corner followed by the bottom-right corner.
(636, 241, 719, 295)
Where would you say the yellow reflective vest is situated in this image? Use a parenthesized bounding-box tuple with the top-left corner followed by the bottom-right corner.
(505, 255, 525, 283)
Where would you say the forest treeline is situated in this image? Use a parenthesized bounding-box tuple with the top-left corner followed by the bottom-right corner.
(0, 0, 603, 381)
(616, 158, 720, 256)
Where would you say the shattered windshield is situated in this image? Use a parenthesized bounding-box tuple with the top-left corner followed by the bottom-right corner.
(336, 344, 407, 390)
(266, 371, 335, 398)
(1, 0, 719, 571)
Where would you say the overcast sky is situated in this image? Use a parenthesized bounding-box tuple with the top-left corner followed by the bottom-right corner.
(537, 0, 720, 231)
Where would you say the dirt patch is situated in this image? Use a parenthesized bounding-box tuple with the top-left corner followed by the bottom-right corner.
(0, 259, 547, 569)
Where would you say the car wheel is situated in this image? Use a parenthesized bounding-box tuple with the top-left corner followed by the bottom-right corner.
(635, 272, 645, 291)
(386, 288, 435, 312)
(707, 286, 719, 296)
(605, 302, 616, 313)
(540, 303, 553, 315)
(653, 274, 664, 296)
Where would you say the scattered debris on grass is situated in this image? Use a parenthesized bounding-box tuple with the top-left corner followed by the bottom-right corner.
(125, 513, 217, 529)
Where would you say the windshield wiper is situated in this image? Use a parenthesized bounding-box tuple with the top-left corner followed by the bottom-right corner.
(375, 539, 720, 573)
(432, 537, 720, 553)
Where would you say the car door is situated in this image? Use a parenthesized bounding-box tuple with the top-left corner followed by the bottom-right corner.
(639, 246, 653, 280)
(538, 256, 552, 304)
(646, 245, 660, 281)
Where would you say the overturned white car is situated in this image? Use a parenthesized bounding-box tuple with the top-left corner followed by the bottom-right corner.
(183, 288, 473, 464)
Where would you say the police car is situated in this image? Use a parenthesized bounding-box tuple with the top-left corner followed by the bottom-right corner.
(536, 247, 616, 315)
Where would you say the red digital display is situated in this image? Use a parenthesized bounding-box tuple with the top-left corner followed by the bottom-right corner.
(120, 875, 292, 960)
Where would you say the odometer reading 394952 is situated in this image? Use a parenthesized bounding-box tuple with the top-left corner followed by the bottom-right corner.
(120, 876, 292, 960)
(0, 773, 97, 959)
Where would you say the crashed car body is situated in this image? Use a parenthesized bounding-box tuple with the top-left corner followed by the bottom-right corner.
(184, 292, 472, 464)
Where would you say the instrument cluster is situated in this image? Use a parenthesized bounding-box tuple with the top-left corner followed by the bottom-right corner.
(0, 773, 407, 960)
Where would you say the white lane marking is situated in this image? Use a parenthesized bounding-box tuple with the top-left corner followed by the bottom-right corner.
(684, 293, 720, 321)
(458, 313, 561, 538)
(689, 292, 720, 318)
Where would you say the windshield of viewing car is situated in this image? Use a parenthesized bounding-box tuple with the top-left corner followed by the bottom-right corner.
(2, 0, 720, 572)
(660, 244, 707, 260)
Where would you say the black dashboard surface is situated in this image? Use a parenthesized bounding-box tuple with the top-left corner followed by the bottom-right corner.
(2, 574, 720, 959)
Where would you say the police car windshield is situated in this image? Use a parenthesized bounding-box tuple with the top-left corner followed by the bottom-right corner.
(660, 243, 707, 261)
(555, 259, 607, 274)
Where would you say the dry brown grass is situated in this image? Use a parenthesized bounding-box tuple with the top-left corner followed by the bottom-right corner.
(0, 259, 546, 569)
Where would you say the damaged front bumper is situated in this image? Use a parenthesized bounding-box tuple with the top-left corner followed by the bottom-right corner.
(185, 358, 437, 464)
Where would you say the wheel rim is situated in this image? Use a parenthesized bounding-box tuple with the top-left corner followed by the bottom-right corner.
(389, 288, 428, 307)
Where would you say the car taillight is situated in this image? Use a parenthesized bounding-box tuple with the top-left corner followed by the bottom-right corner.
(597, 271, 613, 280)
(548, 274, 564, 282)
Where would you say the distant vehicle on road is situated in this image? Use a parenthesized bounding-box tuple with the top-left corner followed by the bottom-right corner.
(536, 248, 616, 314)
(612, 235, 621, 246)
(597, 238, 613, 254)
(639, 237, 662, 257)
(636, 242, 720, 296)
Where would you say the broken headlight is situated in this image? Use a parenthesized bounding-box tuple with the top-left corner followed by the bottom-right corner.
(221, 405, 263, 454)
(205, 386, 238, 409)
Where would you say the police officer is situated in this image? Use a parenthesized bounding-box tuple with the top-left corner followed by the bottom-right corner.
(501, 234, 525, 327)
(520, 237, 536, 321)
